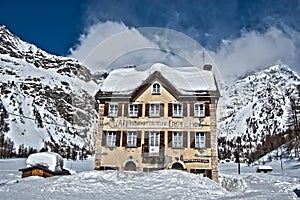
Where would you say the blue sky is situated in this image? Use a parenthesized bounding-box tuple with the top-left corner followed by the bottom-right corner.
(0, 0, 86, 55)
(0, 0, 299, 80)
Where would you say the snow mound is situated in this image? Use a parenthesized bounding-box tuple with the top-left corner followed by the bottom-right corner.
(26, 152, 64, 172)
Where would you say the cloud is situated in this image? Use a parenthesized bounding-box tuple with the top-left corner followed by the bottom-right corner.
(211, 27, 299, 82)
(70, 21, 299, 85)
(69, 21, 160, 73)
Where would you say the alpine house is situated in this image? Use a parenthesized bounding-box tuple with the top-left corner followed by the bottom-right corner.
(94, 63, 220, 181)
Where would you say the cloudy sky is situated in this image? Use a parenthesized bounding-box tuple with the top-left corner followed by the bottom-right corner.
(1, 0, 299, 82)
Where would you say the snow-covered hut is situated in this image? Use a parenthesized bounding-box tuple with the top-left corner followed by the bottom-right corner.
(19, 152, 70, 178)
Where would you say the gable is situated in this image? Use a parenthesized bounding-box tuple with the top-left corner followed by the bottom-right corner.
(135, 82, 177, 102)
(131, 71, 181, 102)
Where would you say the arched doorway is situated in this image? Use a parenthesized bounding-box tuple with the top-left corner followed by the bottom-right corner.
(124, 161, 137, 171)
(171, 162, 184, 170)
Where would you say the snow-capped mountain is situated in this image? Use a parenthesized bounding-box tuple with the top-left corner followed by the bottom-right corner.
(218, 64, 300, 160)
(0, 25, 99, 152)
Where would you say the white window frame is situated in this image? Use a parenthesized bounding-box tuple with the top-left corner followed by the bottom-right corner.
(150, 103, 160, 117)
(150, 131, 160, 147)
(152, 83, 161, 94)
(127, 131, 137, 147)
(106, 131, 116, 147)
(109, 103, 118, 117)
(172, 131, 183, 148)
(195, 132, 205, 148)
(194, 103, 205, 117)
(128, 104, 138, 117)
(173, 103, 183, 117)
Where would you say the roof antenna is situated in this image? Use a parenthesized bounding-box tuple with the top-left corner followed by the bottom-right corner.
(202, 51, 205, 66)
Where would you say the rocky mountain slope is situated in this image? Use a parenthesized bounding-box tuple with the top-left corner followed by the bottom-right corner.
(0, 25, 99, 153)
(218, 64, 300, 160)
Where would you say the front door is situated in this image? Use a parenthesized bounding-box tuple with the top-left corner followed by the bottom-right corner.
(149, 131, 160, 156)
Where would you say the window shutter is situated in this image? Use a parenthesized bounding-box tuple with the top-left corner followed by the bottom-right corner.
(138, 104, 143, 117)
(101, 131, 107, 146)
(104, 103, 109, 116)
(205, 103, 210, 116)
(160, 131, 165, 147)
(124, 103, 128, 117)
(183, 131, 188, 148)
(190, 132, 195, 148)
(160, 103, 164, 117)
(168, 103, 173, 117)
(159, 131, 165, 156)
(145, 104, 149, 117)
(137, 131, 142, 147)
(116, 131, 121, 147)
(168, 131, 172, 147)
(122, 131, 127, 147)
(190, 103, 194, 117)
(118, 104, 122, 117)
(144, 131, 149, 153)
(183, 103, 187, 117)
(205, 131, 211, 148)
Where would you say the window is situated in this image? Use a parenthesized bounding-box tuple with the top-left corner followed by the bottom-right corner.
(195, 132, 205, 148)
(173, 103, 183, 117)
(150, 103, 160, 117)
(152, 83, 161, 94)
(109, 103, 118, 117)
(172, 131, 183, 148)
(194, 103, 205, 117)
(129, 104, 138, 117)
(150, 132, 160, 147)
(106, 131, 116, 147)
(127, 131, 137, 147)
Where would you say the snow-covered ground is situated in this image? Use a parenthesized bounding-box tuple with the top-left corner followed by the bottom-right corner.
(0, 157, 299, 199)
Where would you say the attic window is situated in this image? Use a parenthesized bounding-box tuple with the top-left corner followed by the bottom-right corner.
(152, 83, 161, 94)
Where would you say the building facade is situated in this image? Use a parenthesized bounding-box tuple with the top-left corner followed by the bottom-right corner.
(94, 63, 220, 181)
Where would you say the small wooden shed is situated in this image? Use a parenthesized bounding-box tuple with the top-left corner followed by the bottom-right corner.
(19, 152, 70, 178)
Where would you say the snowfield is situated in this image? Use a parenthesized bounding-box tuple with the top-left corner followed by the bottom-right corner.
(0, 158, 299, 200)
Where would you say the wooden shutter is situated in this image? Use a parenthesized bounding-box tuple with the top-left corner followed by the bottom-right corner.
(101, 131, 107, 146)
(160, 131, 165, 147)
(168, 131, 172, 147)
(144, 131, 149, 153)
(124, 103, 128, 117)
(159, 131, 165, 156)
(104, 103, 109, 116)
(183, 103, 187, 117)
(138, 104, 143, 117)
(122, 131, 127, 147)
(118, 104, 122, 117)
(183, 131, 188, 148)
(145, 104, 149, 117)
(190, 132, 195, 148)
(116, 131, 121, 147)
(190, 102, 194, 117)
(160, 103, 164, 117)
(168, 103, 173, 117)
(205, 103, 210, 116)
(205, 131, 211, 148)
(137, 131, 142, 147)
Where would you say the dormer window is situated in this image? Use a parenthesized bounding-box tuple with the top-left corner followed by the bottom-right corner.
(152, 83, 161, 94)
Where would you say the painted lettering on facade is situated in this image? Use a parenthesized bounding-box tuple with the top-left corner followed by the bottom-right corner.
(108, 118, 208, 129)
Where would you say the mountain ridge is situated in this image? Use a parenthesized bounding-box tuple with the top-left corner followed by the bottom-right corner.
(0, 26, 99, 156)
(218, 64, 300, 160)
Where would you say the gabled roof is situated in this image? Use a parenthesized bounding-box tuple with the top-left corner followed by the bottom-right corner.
(131, 71, 181, 101)
(100, 63, 217, 96)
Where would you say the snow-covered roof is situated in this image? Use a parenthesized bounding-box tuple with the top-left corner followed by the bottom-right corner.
(26, 152, 64, 172)
(101, 63, 217, 95)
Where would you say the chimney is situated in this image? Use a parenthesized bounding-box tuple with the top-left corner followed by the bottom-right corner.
(203, 64, 212, 71)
